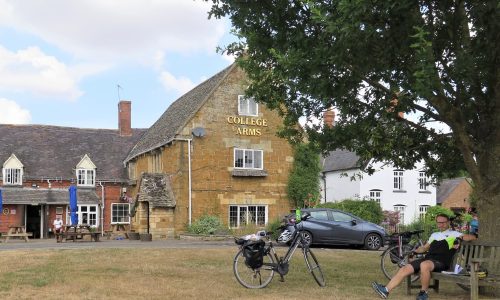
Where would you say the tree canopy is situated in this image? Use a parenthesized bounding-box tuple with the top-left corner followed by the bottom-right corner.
(208, 1, 499, 244)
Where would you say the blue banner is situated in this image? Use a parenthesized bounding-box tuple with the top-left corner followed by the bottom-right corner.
(69, 185, 78, 225)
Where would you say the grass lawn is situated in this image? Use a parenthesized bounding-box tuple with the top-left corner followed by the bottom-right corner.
(0, 246, 486, 299)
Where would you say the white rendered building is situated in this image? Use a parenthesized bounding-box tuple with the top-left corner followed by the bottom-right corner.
(321, 149, 436, 224)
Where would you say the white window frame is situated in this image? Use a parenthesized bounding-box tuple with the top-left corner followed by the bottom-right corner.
(369, 189, 381, 204)
(394, 205, 406, 225)
(3, 168, 22, 185)
(419, 205, 430, 219)
(111, 203, 130, 224)
(229, 205, 267, 228)
(234, 148, 263, 170)
(238, 95, 258, 116)
(77, 169, 95, 187)
(393, 170, 404, 190)
(419, 171, 428, 191)
(66, 205, 98, 226)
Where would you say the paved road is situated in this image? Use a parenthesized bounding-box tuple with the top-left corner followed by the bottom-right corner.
(0, 237, 236, 251)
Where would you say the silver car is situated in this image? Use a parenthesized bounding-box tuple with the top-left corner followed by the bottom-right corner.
(285, 208, 387, 250)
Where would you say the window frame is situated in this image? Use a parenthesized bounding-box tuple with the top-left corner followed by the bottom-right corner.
(3, 168, 22, 185)
(229, 205, 267, 228)
(111, 203, 131, 224)
(369, 189, 382, 204)
(233, 148, 263, 170)
(419, 205, 430, 220)
(238, 95, 258, 116)
(66, 205, 98, 226)
(394, 205, 406, 225)
(419, 171, 428, 191)
(393, 170, 404, 190)
(77, 168, 95, 187)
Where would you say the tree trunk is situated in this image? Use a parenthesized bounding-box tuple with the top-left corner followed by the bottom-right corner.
(476, 191, 500, 297)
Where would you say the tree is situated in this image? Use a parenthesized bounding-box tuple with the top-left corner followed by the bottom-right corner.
(287, 143, 322, 208)
(208, 2, 499, 246)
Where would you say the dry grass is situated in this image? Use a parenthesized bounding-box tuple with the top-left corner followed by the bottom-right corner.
(0, 246, 488, 300)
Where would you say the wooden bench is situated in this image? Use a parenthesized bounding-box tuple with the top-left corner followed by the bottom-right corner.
(57, 231, 100, 242)
(407, 240, 500, 300)
(2, 232, 33, 242)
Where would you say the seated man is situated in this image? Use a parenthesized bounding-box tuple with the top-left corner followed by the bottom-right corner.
(372, 213, 477, 300)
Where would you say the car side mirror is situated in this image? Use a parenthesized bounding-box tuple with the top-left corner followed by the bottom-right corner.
(351, 219, 357, 226)
(302, 212, 311, 221)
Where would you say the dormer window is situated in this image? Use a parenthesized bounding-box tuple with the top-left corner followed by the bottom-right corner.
(2, 154, 23, 186)
(76, 154, 96, 187)
(238, 95, 258, 116)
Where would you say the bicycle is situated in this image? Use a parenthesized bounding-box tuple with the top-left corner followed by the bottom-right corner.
(233, 212, 326, 289)
(380, 229, 426, 283)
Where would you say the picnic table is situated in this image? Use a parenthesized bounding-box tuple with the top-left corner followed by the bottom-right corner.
(58, 225, 100, 242)
(2, 225, 32, 242)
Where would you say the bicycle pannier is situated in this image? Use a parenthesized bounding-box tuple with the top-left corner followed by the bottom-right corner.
(243, 240, 265, 269)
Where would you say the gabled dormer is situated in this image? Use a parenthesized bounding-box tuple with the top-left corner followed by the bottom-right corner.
(2, 154, 24, 186)
(76, 154, 96, 187)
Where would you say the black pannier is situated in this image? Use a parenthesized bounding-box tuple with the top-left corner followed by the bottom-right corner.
(243, 240, 265, 269)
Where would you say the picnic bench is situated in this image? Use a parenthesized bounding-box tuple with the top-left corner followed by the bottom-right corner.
(57, 225, 100, 242)
(407, 240, 500, 300)
(2, 225, 33, 242)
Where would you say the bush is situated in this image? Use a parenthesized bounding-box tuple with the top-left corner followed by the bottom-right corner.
(187, 215, 225, 235)
(316, 199, 384, 224)
(266, 218, 284, 241)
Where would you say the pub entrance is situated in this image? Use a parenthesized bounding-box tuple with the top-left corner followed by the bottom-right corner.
(26, 205, 41, 239)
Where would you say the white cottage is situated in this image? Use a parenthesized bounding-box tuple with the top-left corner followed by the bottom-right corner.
(321, 149, 436, 224)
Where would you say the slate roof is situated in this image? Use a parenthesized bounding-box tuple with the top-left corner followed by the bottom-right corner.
(436, 178, 467, 204)
(124, 63, 236, 163)
(137, 173, 175, 208)
(0, 124, 147, 181)
(322, 149, 362, 172)
(1, 187, 99, 205)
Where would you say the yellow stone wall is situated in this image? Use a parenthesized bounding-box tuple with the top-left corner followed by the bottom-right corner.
(130, 66, 294, 238)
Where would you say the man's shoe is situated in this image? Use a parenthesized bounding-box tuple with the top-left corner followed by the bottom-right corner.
(416, 290, 428, 300)
(371, 282, 389, 299)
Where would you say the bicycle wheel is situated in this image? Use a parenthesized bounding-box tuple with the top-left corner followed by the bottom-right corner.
(233, 249, 275, 288)
(380, 245, 420, 282)
(303, 247, 326, 287)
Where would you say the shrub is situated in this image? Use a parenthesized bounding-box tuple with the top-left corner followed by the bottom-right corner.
(266, 218, 284, 241)
(187, 215, 224, 235)
(316, 199, 384, 224)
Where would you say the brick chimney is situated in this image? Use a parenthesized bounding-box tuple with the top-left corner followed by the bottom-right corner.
(324, 108, 335, 128)
(118, 100, 132, 137)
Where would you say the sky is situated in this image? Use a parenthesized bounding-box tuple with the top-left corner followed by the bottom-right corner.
(0, 0, 235, 129)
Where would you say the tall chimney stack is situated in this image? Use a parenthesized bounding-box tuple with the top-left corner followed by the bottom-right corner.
(324, 108, 335, 128)
(118, 100, 132, 137)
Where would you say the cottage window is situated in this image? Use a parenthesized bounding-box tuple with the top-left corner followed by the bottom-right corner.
(112, 203, 130, 224)
(234, 148, 263, 169)
(394, 205, 406, 225)
(229, 205, 267, 228)
(419, 205, 430, 220)
(77, 169, 95, 186)
(419, 171, 428, 191)
(3, 168, 22, 185)
(67, 205, 98, 226)
(369, 189, 382, 204)
(238, 95, 258, 116)
(393, 170, 404, 190)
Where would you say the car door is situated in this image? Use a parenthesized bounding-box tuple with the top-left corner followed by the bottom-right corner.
(329, 211, 364, 244)
(302, 210, 335, 243)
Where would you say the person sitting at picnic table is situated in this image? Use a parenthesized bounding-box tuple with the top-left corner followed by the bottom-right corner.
(53, 215, 64, 243)
(372, 213, 477, 300)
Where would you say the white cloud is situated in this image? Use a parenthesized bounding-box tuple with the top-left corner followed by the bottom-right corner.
(159, 71, 196, 96)
(0, 0, 227, 63)
(0, 98, 31, 124)
(0, 45, 87, 100)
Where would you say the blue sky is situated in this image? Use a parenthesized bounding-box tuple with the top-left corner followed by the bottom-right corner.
(0, 0, 235, 129)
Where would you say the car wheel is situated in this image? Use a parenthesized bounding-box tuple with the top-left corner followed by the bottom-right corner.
(301, 231, 313, 247)
(364, 233, 382, 250)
